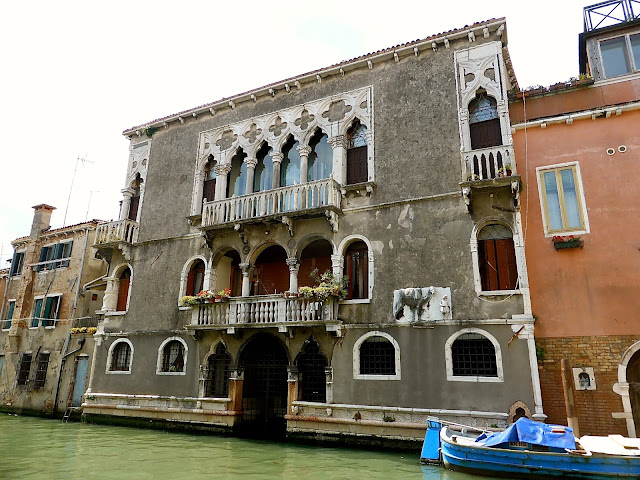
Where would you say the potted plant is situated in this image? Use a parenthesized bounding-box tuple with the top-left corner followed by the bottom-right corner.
(497, 163, 512, 177)
(218, 288, 232, 301)
(196, 290, 215, 303)
(552, 235, 582, 250)
(180, 295, 199, 307)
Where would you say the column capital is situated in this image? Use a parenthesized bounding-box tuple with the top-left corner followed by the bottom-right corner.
(330, 254, 342, 268)
(271, 151, 284, 164)
(244, 157, 258, 169)
(328, 135, 347, 149)
(297, 144, 312, 157)
(239, 262, 250, 273)
(286, 257, 299, 270)
(120, 187, 135, 198)
(215, 164, 232, 176)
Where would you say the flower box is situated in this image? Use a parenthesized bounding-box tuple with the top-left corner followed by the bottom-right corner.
(552, 235, 582, 250)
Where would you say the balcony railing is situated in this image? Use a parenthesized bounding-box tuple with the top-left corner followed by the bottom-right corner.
(188, 295, 339, 333)
(202, 178, 342, 228)
(462, 145, 516, 183)
(94, 219, 139, 246)
(584, 1, 640, 31)
(73, 316, 101, 328)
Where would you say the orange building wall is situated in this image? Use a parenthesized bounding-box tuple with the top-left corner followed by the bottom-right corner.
(513, 103, 640, 339)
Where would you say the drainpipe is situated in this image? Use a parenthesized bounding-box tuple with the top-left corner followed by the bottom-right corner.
(51, 227, 90, 418)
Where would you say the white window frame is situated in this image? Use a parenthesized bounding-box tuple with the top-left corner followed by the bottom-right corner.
(9, 250, 25, 277)
(156, 337, 188, 376)
(597, 32, 640, 79)
(470, 219, 524, 297)
(178, 256, 210, 306)
(536, 162, 590, 237)
(573, 367, 597, 391)
(2, 299, 16, 330)
(338, 235, 374, 304)
(445, 328, 504, 383)
(30, 294, 62, 329)
(353, 331, 401, 380)
(106, 338, 134, 374)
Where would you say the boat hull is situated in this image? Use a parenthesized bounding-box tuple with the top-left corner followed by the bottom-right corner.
(440, 430, 640, 479)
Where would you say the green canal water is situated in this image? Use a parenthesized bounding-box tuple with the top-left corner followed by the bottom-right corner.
(0, 414, 501, 480)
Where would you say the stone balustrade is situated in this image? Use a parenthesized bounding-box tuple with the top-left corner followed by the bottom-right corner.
(462, 144, 516, 182)
(94, 219, 139, 245)
(202, 178, 341, 228)
(189, 295, 339, 333)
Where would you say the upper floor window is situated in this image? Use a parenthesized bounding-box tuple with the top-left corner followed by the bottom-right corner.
(158, 338, 186, 374)
(296, 339, 327, 403)
(281, 137, 301, 187)
(599, 33, 640, 78)
(205, 343, 231, 397)
(538, 163, 588, 235)
(446, 329, 503, 383)
(254, 144, 274, 192)
(2, 300, 15, 330)
(346, 120, 368, 184)
(344, 241, 369, 300)
(203, 157, 217, 205)
(353, 331, 400, 380)
(108, 340, 133, 373)
(36, 241, 73, 271)
(468, 91, 501, 150)
(32, 295, 61, 328)
(186, 260, 205, 296)
(9, 251, 25, 277)
(227, 149, 247, 197)
(128, 174, 142, 221)
(477, 224, 518, 291)
(116, 267, 131, 312)
(307, 130, 332, 182)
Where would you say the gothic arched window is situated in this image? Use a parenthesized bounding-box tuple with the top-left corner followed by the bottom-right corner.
(346, 120, 368, 184)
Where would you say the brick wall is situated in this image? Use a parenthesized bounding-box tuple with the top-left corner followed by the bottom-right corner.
(536, 336, 638, 436)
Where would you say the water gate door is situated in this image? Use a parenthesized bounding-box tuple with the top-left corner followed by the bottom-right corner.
(72, 357, 89, 407)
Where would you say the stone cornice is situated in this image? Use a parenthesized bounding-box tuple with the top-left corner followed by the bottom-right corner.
(123, 18, 509, 137)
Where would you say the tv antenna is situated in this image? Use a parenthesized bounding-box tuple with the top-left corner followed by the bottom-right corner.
(63, 154, 94, 226)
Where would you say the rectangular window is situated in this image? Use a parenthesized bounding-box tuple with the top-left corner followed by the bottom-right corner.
(16, 353, 32, 386)
(36, 241, 73, 271)
(31, 295, 61, 328)
(3, 300, 15, 330)
(9, 251, 25, 277)
(599, 33, 640, 78)
(0, 355, 4, 377)
(538, 164, 588, 235)
(33, 353, 50, 389)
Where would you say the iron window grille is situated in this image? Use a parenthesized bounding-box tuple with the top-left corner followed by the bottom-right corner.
(451, 333, 498, 377)
(111, 343, 131, 371)
(16, 353, 32, 386)
(360, 336, 395, 375)
(205, 344, 231, 397)
(162, 341, 185, 373)
(296, 341, 327, 403)
(33, 353, 50, 389)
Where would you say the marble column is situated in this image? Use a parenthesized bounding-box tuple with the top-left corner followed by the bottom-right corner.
(239, 263, 251, 297)
(286, 257, 300, 293)
(328, 135, 347, 185)
(244, 157, 258, 195)
(193, 170, 205, 214)
(331, 253, 343, 278)
(271, 152, 283, 189)
(119, 188, 135, 221)
(214, 164, 232, 200)
(297, 145, 312, 184)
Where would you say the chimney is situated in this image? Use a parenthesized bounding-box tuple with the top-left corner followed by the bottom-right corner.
(30, 204, 56, 238)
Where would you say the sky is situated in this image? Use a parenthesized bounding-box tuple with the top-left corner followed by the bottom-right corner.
(0, 0, 597, 266)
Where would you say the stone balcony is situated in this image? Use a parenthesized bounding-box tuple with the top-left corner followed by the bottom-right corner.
(94, 219, 139, 247)
(185, 295, 341, 336)
(201, 178, 342, 230)
(460, 145, 521, 211)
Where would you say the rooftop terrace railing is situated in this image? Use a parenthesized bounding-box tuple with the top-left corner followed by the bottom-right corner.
(584, 0, 640, 31)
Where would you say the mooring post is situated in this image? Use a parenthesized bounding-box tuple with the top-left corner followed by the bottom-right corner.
(561, 358, 580, 437)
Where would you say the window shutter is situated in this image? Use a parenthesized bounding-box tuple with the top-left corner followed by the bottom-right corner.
(345, 253, 354, 300)
(117, 278, 130, 312)
(6, 301, 15, 320)
(479, 240, 500, 291)
(470, 118, 502, 150)
(203, 179, 216, 206)
(43, 297, 53, 319)
(186, 271, 196, 296)
(347, 146, 367, 185)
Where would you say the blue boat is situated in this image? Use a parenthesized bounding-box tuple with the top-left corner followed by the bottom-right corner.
(421, 417, 640, 479)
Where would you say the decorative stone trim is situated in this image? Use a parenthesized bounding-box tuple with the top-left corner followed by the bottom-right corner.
(444, 328, 504, 383)
(353, 331, 401, 380)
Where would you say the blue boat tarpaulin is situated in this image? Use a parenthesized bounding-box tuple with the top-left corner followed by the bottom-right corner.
(477, 418, 576, 450)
